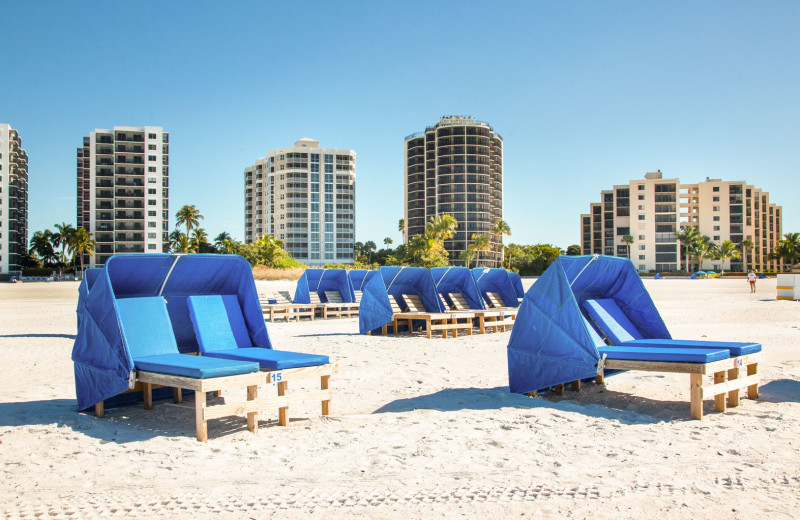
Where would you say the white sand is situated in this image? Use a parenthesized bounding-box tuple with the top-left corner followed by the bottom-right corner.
(1, 277, 799, 519)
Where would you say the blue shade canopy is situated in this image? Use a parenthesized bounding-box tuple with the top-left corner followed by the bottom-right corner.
(506, 255, 670, 394)
(293, 268, 356, 303)
(508, 272, 525, 299)
(76, 268, 104, 328)
(347, 269, 378, 291)
(71, 253, 271, 411)
(357, 266, 445, 334)
(430, 266, 485, 309)
(471, 268, 520, 308)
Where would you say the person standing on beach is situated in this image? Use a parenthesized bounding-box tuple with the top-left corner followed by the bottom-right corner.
(747, 270, 757, 293)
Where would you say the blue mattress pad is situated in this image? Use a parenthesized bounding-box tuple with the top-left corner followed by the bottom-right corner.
(598, 346, 730, 363)
(134, 353, 260, 379)
(621, 339, 761, 356)
(203, 348, 330, 370)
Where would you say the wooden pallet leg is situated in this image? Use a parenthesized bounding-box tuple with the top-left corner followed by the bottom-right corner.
(571, 380, 581, 392)
(690, 373, 704, 420)
(451, 319, 457, 339)
(596, 374, 604, 385)
(727, 366, 741, 407)
(479, 317, 485, 334)
(195, 390, 207, 442)
(173, 387, 183, 404)
(714, 371, 727, 412)
(526, 390, 537, 397)
(247, 385, 258, 433)
(747, 362, 759, 399)
(427, 319, 432, 339)
(321, 375, 331, 416)
(143, 382, 153, 410)
(554, 384, 565, 396)
(94, 401, 105, 418)
(277, 381, 288, 426)
(214, 390, 222, 398)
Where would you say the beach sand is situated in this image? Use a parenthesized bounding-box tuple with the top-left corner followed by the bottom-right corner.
(1, 277, 799, 519)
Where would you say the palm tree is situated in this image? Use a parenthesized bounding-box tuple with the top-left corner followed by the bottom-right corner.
(169, 229, 185, 251)
(460, 247, 477, 268)
(363, 240, 377, 262)
(738, 238, 754, 273)
(505, 243, 523, 270)
(621, 234, 634, 259)
(773, 233, 800, 271)
(175, 205, 203, 236)
(471, 233, 491, 267)
(676, 225, 702, 271)
(714, 240, 740, 276)
(426, 214, 458, 243)
(489, 219, 511, 267)
(214, 231, 232, 249)
(29, 230, 58, 266)
(398, 218, 405, 244)
(53, 222, 76, 266)
(192, 228, 208, 253)
(67, 228, 96, 276)
(175, 235, 193, 253)
(406, 234, 428, 264)
(383, 237, 393, 248)
(693, 236, 716, 271)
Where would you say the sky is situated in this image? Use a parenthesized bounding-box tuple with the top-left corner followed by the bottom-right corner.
(3, 1, 799, 249)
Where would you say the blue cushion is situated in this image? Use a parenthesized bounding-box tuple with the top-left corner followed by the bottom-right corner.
(116, 297, 181, 358)
(133, 353, 259, 378)
(204, 349, 330, 370)
(598, 346, 730, 363)
(187, 294, 328, 370)
(583, 299, 644, 344)
(187, 295, 253, 353)
(621, 339, 761, 356)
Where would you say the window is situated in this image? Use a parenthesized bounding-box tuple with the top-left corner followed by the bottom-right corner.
(638, 235, 645, 240)
(148, 155, 156, 162)
(148, 200, 156, 206)
(638, 195, 644, 200)
(637, 185, 645, 191)
(713, 216, 720, 221)
(639, 245, 646, 250)
(713, 206, 720, 211)
(638, 205, 645, 210)
(639, 255, 646, 260)
(148, 133, 157, 139)
(148, 210, 157, 217)
(148, 188, 157, 195)
(148, 232, 157, 239)
(148, 166, 156, 172)
(638, 215, 646, 220)
(713, 226, 720, 231)
(148, 177, 157, 183)
(148, 222, 156, 228)
(324, 164, 333, 173)
(713, 186, 720, 192)
(148, 244, 157, 250)
(148, 144, 157, 150)
(713, 196, 720, 202)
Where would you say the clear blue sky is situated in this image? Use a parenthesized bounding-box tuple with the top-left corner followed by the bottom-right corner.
(4, 1, 798, 249)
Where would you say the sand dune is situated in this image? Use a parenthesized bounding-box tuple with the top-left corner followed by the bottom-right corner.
(1, 277, 798, 519)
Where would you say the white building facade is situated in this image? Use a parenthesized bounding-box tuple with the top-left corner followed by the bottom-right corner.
(77, 126, 170, 267)
(244, 138, 356, 265)
(0, 124, 29, 274)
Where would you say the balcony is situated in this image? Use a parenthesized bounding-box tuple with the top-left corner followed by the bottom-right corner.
(115, 223, 144, 231)
(96, 202, 113, 210)
(116, 156, 144, 164)
(115, 145, 144, 153)
(115, 245, 145, 253)
(116, 233, 144, 242)
(115, 189, 144, 198)
(116, 211, 144, 220)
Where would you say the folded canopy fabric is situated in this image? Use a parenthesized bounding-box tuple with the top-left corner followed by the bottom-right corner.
(294, 268, 356, 304)
(187, 294, 329, 370)
(71, 253, 270, 410)
(508, 272, 525, 299)
(347, 269, 378, 292)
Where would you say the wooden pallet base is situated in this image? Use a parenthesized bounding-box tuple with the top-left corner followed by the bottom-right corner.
(94, 364, 338, 442)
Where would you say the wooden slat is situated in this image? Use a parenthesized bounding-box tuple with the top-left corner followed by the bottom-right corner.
(247, 385, 258, 433)
(747, 362, 759, 399)
(277, 381, 288, 426)
(690, 373, 704, 420)
(728, 366, 741, 407)
(267, 364, 338, 382)
(136, 370, 267, 392)
(702, 374, 760, 399)
(201, 389, 335, 420)
(604, 359, 708, 374)
(195, 390, 207, 442)
(321, 375, 331, 416)
(714, 371, 727, 412)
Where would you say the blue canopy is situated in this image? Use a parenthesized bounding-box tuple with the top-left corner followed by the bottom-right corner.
(471, 268, 520, 308)
(430, 266, 485, 309)
(294, 268, 356, 303)
(357, 266, 445, 334)
(347, 269, 379, 291)
(506, 255, 670, 394)
(71, 253, 271, 411)
(509, 272, 525, 299)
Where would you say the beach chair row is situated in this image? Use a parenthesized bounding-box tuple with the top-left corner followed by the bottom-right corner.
(260, 290, 359, 322)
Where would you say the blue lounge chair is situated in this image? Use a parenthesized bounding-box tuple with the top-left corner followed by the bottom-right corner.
(186, 294, 337, 424)
(115, 296, 266, 441)
(582, 298, 760, 418)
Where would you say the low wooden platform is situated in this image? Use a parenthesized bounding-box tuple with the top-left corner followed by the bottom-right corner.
(597, 353, 759, 420)
(401, 294, 475, 339)
(448, 293, 515, 333)
(259, 292, 316, 322)
(94, 364, 338, 442)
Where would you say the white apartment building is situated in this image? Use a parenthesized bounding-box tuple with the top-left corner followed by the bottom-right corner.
(0, 124, 29, 274)
(244, 138, 356, 265)
(581, 171, 782, 272)
(77, 126, 169, 267)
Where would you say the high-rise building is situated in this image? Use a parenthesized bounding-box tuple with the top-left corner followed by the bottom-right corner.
(580, 171, 782, 272)
(0, 124, 29, 274)
(77, 126, 170, 267)
(244, 138, 356, 265)
(404, 116, 503, 265)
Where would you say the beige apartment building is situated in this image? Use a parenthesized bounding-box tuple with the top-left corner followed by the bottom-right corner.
(77, 126, 170, 267)
(0, 124, 29, 274)
(404, 116, 503, 265)
(580, 171, 782, 272)
(244, 138, 356, 265)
